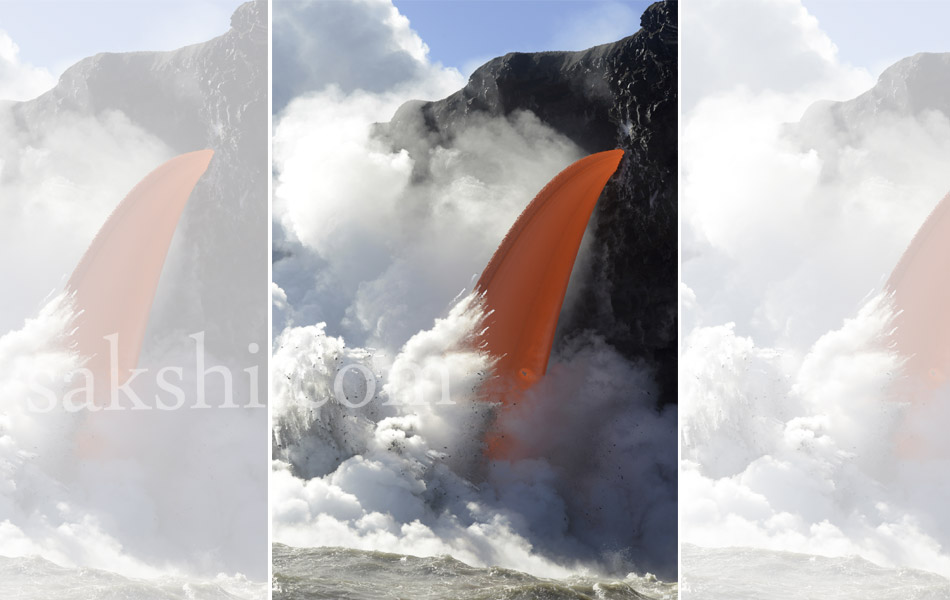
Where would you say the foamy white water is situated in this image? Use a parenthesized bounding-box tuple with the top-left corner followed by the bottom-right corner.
(682, 544, 950, 600)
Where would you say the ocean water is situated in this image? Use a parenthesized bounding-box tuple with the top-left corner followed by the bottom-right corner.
(682, 544, 950, 600)
(0, 555, 264, 600)
(272, 544, 675, 600)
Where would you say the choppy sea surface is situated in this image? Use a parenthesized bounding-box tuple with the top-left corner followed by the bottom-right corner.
(272, 544, 676, 600)
(0, 555, 265, 600)
(682, 544, 950, 600)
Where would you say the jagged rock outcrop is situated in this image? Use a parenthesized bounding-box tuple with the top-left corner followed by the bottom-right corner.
(377, 1, 679, 403)
(790, 51, 950, 184)
(808, 52, 950, 129)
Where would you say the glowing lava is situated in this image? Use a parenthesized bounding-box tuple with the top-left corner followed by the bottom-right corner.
(475, 149, 624, 459)
(885, 190, 950, 457)
(66, 150, 214, 392)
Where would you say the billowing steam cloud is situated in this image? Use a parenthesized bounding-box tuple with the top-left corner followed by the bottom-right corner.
(0, 30, 54, 102)
(0, 15, 265, 595)
(0, 292, 266, 591)
(682, 0, 950, 580)
(0, 107, 171, 334)
(273, 0, 676, 581)
(0, 99, 170, 572)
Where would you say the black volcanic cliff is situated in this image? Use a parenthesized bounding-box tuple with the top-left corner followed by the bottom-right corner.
(805, 52, 950, 129)
(780, 51, 950, 194)
(376, 1, 678, 403)
(794, 52, 950, 149)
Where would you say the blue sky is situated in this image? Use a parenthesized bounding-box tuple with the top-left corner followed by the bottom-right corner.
(392, 0, 653, 74)
(804, 0, 950, 75)
(2, 1, 949, 100)
(0, 0, 241, 75)
(395, 0, 950, 79)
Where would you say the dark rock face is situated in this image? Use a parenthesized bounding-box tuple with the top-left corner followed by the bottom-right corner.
(12, 0, 268, 356)
(794, 52, 950, 146)
(377, 1, 678, 404)
(818, 52, 950, 126)
(789, 52, 950, 191)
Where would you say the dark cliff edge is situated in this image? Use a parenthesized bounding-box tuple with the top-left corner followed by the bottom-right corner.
(375, 1, 679, 404)
(791, 52, 950, 182)
(802, 52, 950, 131)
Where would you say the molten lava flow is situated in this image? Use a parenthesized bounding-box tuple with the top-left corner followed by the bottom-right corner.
(475, 149, 624, 460)
(885, 191, 950, 457)
(66, 149, 214, 394)
(886, 192, 950, 385)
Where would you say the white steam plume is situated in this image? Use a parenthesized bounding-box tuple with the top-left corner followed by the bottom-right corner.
(682, 0, 950, 580)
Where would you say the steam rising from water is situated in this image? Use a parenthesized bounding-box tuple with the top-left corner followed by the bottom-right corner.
(683, 292, 950, 577)
(0, 97, 263, 592)
(272, 295, 676, 579)
(682, 0, 950, 582)
(0, 291, 264, 593)
(272, 0, 676, 581)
